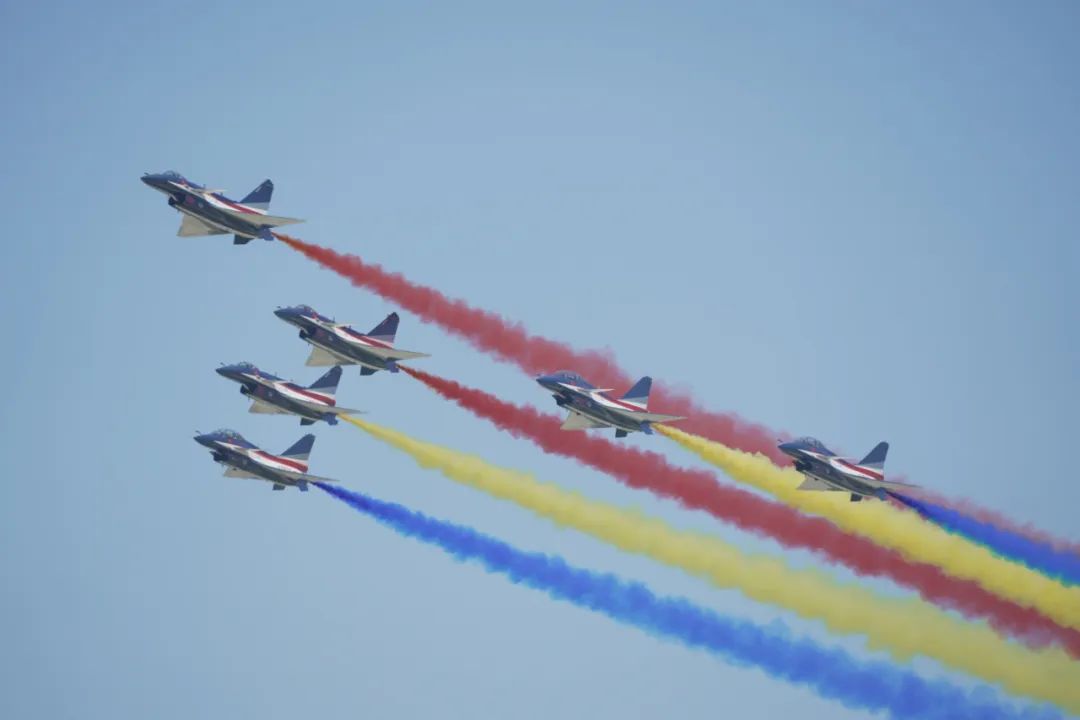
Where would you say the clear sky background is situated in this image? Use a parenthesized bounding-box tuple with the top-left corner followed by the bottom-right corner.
(2, 2, 1077, 718)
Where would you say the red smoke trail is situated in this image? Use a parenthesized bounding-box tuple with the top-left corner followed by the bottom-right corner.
(275, 233, 785, 461)
(275, 233, 1078, 558)
(400, 365, 1080, 658)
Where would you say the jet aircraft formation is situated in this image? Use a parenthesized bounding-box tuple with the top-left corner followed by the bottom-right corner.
(147, 172, 898, 500)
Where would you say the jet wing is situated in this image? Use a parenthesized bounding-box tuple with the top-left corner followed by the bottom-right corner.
(349, 345, 430, 362)
(634, 412, 686, 424)
(561, 413, 607, 430)
(306, 346, 353, 367)
(325, 405, 364, 416)
(287, 398, 365, 416)
(276, 469, 339, 484)
(221, 208, 303, 227)
(223, 467, 260, 479)
(797, 476, 839, 491)
(178, 214, 227, 237)
(249, 400, 289, 414)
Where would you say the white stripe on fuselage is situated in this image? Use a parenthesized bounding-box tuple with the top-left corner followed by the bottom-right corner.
(274, 382, 333, 406)
(200, 191, 267, 216)
(799, 451, 884, 492)
(825, 457, 882, 483)
(305, 332, 383, 370)
(217, 441, 304, 474)
(561, 383, 644, 417)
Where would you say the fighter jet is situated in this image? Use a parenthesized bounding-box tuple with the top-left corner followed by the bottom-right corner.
(777, 437, 914, 502)
(275, 306, 429, 374)
(194, 429, 336, 491)
(140, 170, 302, 244)
(215, 362, 361, 426)
(535, 371, 685, 438)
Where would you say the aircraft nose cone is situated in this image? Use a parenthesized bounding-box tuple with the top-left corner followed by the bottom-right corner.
(215, 366, 230, 377)
(777, 441, 796, 454)
(274, 308, 292, 320)
(194, 434, 212, 447)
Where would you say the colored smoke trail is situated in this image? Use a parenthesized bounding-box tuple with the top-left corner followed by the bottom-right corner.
(316, 483, 1065, 720)
(910, 489, 1080, 559)
(274, 232, 783, 461)
(400, 366, 1080, 658)
(655, 425, 1080, 633)
(275, 233, 1076, 562)
(340, 415, 1080, 712)
(889, 493, 1080, 586)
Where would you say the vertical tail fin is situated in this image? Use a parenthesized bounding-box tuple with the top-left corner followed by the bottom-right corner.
(309, 366, 342, 396)
(281, 434, 315, 464)
(858, 441, 889, 470)
(241, 179, 274, 210)
(367, 312, 399, 345)
(619, 376, 652, 409)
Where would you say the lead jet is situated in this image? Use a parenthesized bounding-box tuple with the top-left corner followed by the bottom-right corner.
(777, 437, 914, 502)
(140, 170, 302, 245)
(535, 371, 685, 438)
(194, 430, 336, 491)
(215, 362, 361, 426)
(274, 306, 429, 374)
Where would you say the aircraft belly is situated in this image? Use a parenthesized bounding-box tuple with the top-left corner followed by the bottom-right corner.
(267, 392, 322, 421)
(329, 340, 386, 369)
(180, 206, 240, 236)
(814, 466, 875, 497)
(591, 405, 640, 432)
(229, 455, 295, 487)
(574, 404, 638, 433)
(308, 337, 358, 365)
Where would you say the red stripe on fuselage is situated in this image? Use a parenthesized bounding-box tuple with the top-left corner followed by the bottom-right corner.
(599, 393, 646, 413)
(340, 327, 392, 348)
(253, 450, 307, 472)
(834, 458, 884, 481)
(212, 194, 260, 215)
(283, 383, 334, 406)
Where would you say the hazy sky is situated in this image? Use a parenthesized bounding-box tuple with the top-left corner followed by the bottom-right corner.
(2, 2, 1076, 718)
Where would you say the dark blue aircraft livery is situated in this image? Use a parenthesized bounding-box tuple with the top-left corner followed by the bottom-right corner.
(275, 306, 430, 374)
(215, 362, 362, 426)
(777, 437, 915, 502)
(535, 371, 685, 438)
(141, 171, 303, 244)
(194, 430, 337, 491)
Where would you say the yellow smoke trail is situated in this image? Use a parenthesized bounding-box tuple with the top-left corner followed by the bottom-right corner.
(342, 415, 1080, 712)
(655, 424, 1080, 633)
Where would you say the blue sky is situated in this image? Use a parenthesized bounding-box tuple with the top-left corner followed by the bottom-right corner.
(1, 2, 1076, 718)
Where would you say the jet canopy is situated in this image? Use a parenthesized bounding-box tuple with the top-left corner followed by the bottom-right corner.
(212, 429, 245, 442)
(793, 436, 829, 452)
(550, 371, 595, 388)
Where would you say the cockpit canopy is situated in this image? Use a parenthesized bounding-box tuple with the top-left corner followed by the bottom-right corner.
(551, 371, 594, 388)
(212, 429, 244, 442)
(793, 436, 828, 451)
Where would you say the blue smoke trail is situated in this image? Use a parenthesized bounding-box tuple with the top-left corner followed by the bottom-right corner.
(315, 483, 1062, 720)
(890, 492, 1080, 586)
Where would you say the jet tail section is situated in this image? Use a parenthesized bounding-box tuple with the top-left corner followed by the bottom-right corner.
(241, 179, 274, 210)
(367, 313, 399, 345)
(858, 442, 889, 471)
(620, 376, 652, 409)
(281, 434, 315, 466)
(309, 366, 342, 395)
